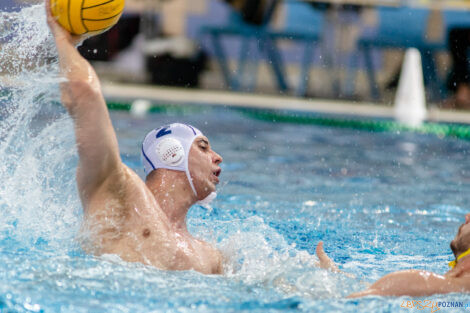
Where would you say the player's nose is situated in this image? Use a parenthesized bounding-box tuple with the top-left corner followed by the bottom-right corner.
(213, 151, 222, 164)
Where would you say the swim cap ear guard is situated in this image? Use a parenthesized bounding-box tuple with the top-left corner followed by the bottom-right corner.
(141, 123, 217, 206)
(156, 137, 185, 167)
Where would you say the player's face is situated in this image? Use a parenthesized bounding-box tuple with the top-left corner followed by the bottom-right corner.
(188, 136, 222, 199)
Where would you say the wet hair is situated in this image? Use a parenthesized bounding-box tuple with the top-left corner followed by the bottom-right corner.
(450, 240, 459, 257)
(450, 233, 470, 258)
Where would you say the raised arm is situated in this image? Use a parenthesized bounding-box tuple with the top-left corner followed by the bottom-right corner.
(46, 1, 122, 206)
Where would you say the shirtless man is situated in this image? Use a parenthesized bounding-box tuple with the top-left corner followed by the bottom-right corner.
(46, 2, 223, 274)
(317, 214, 470, 297)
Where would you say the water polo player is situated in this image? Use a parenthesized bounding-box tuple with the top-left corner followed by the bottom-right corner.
(46, 1, 224, 274)
(318, 214, 470, 297)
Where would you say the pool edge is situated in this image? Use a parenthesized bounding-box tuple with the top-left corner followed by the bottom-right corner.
(102, 82, 470, 125)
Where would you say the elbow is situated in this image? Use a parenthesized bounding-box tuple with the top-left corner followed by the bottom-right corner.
(64, 78, 101, 98)
(61, 79, 102, 112)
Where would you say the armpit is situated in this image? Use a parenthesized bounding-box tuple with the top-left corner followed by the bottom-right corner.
(81, 197, 129, 249)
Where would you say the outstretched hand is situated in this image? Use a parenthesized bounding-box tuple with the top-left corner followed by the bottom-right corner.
(45, 0, 86, 46)
(316, 241, 340, 273)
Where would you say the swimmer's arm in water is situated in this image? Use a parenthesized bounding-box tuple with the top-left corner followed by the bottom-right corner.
(346, 270, 468, 297)
(46, 1, 122, 205)
(316, 242, 356, 279)
(316, 242, 341, 272)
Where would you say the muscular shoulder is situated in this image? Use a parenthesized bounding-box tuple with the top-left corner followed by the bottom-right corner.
(85, 164, 149, 211)
(81, 164, 162, 244)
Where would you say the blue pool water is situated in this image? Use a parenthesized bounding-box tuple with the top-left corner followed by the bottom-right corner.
(2, 4, 470, 313)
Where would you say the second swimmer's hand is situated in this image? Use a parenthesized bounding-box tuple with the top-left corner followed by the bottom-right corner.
(45, 0, 86, 46)
(316, 241, 340, 273)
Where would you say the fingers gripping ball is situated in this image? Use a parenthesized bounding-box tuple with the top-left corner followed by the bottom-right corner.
(50, 0, 125, 35)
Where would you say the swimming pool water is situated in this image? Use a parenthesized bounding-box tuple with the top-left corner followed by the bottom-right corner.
(3, 103, 470, 312)
(2, 4, 470, 313)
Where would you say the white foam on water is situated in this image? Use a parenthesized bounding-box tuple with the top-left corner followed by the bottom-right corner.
(0, 4, 81, 251)
(192, 215, 359, 298)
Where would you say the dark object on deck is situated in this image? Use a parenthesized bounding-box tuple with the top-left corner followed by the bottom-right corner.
(308, 1, 361, 12)
(146, 52, 207, 87)
(78, 15, 140, 61)
(224, 0, 277, 25)
(447, 28, 470, 92)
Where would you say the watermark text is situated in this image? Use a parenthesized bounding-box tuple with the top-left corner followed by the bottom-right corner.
(401, 300, 440, 313)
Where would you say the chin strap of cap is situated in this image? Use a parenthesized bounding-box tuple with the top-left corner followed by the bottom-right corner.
(449, 247, 470, 268)
(182, 145, 217, 206)
(196, 191, 217, 207)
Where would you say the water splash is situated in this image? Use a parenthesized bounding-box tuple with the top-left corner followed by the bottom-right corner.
(190, 213, 360, 298)
(0, 4, 81, 252)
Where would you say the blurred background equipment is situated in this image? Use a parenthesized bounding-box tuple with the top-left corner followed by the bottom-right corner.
(199, 0, 325, 96)
(4, 0, 470, 108)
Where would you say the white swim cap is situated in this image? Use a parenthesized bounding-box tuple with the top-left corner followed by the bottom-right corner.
(141, 123, 216, 204)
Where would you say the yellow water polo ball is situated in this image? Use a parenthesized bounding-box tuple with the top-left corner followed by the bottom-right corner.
(50, 0, 125, 36)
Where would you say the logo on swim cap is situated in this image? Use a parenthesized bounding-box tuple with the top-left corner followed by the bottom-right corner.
(156, 137, 184, 167)
(156, 126, 172, 138)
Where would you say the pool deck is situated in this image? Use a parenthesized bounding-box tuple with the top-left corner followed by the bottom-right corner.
(103, 82, 470, 124)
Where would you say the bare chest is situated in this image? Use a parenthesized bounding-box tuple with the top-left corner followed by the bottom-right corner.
(118, 224, 221, 275)
(85, 206, 221, 274)
(83, 175, 221, 274)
